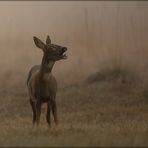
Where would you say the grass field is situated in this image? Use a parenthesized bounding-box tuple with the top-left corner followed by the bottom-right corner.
(0, 68, 148, 147)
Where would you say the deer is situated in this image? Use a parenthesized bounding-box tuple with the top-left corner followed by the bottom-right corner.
(27, 35, 67, 128)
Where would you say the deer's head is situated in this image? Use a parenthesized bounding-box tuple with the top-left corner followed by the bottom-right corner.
(33, 35, 67, 61)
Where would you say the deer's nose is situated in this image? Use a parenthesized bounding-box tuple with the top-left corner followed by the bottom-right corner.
(62, 47, 67, 52)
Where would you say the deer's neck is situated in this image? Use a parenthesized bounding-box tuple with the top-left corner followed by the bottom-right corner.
(39, 54, 55, 77)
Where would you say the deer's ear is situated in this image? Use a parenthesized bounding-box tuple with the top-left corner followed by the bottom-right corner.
(46, 35, 51, 44)
(33, 36, 46, 50)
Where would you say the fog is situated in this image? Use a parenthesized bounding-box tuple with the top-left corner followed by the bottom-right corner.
(0, 1, 148, 86)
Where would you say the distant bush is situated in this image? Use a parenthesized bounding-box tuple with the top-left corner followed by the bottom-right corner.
(86, 67, 136, 85)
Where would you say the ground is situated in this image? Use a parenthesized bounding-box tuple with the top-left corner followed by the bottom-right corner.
(0, 70, 148, 147)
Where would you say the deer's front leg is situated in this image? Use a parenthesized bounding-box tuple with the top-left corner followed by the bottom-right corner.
(36, 100, 42, 127)
(46, 101, 51, 128)
(51, 99, 58, 125)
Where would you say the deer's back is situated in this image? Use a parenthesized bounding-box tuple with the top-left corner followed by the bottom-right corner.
(27, 65, 40, 86)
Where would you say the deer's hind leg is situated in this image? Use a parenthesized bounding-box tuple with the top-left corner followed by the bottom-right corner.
(30, 99, 37, 127)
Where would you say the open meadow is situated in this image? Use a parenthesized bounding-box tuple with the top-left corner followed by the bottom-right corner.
(0, 1, 148, 147)
(0, 68, 148, 147)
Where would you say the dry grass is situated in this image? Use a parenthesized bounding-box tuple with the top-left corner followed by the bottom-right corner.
(0, 67, 148, 147)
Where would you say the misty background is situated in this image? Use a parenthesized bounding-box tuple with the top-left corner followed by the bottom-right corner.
(0, 1, 147, 91)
